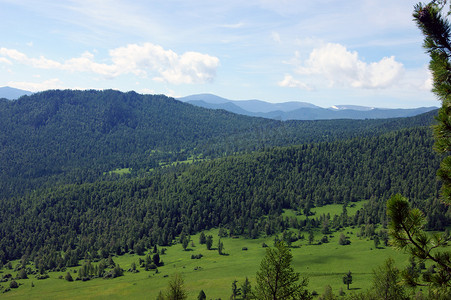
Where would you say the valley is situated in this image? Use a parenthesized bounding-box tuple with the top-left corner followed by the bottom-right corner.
(0, 90, 449, 299)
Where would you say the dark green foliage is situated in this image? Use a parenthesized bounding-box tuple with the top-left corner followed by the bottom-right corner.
(308, 230, 314, 245)
(206, 235, 213, 251)
(241, 277, 252, 300)
(0, 101, 445, 266)
(197, 290, 206, 300)
(9, 280, 18, 289)
(231, 279, 241, 300)
(254, 241, 311, 300)
(414, 2, 451, 205)
(166, 273, 187, 300)
(152, 253, 161, 266)
(217, 240, 224, 255)
(342, 271, 352, 290)
(0, 89, 437, 199)
(338, 233, 351, 246)
(16, 268, 27, 279)
(387, 194, 451, 294)
(65, 272, 73, 282)
(199, 232, 206, 245)
(370, 258, 407, 300)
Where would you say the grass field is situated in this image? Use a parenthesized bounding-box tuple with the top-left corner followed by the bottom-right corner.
(0, 202, 418, 299)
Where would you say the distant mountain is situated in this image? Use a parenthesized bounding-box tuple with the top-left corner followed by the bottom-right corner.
(0, 86, 33, 100)
(178, 94, 437, 120)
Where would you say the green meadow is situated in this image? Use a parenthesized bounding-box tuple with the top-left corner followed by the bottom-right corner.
(0, 202, 417, 299)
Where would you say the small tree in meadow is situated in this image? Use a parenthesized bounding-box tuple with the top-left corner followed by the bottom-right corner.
(342, 271, 352, 290)
(198, 289, 206, 300)
(65, 271, 73, 282)
(206, 235, 213, 250)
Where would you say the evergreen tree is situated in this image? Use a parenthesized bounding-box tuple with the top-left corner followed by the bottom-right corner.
(231, 279, 241, 300)
(414, 1, 451, 205)
(387, 194, 451, 294)
(308, 230, 314, 245)
(197, 290, 206, 300)
(241, 277, 252, 300)
(166, 273, 187, 300)
(342, 271, 352, 290)
(370, 258, 407, 300)
(199, 232, 206, 245)
(65, 271, 74, 282)
(217, 239, 224, 255)
(254, 241, 311, 300)
(206, 235, 213, 250)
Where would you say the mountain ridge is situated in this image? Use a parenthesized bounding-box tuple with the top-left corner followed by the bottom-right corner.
(178, 93, 437, 120)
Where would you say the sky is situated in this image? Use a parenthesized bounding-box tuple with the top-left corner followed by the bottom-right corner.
(0, 0, 439, 108)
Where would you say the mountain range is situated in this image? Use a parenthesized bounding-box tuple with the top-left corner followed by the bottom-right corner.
(1, 87, 436, 121)
(178, 93, 437, 120)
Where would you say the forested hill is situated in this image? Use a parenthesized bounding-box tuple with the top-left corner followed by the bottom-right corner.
(0, 89, 437, 197)
(0, 126, 446, 265)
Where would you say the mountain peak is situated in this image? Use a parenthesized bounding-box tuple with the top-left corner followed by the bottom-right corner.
(0, 86, 33, 100)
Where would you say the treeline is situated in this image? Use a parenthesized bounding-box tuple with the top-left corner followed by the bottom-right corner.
(0, 90, 436, 198)
(0, 125, 448, 268)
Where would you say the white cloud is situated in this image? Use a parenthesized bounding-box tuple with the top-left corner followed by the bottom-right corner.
(0, 57, 12, 65)
(278, 74, 312, 90)
(8, 78, 64, 92)
(220, 22, 245, 29)
(271, 31, 281, 43)
(0, 43, 220, 84)
(296, 43, 404, 89)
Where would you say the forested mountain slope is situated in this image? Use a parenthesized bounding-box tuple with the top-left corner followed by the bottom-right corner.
(0, 89, 437, 197)
(0, 126, 447, 266)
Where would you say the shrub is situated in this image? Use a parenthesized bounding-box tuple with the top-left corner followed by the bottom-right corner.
(65, 272, 73, 282)
(9, 280, 18, 289)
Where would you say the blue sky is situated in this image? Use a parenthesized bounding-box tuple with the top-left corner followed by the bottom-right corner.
(0, 0, 438, 108)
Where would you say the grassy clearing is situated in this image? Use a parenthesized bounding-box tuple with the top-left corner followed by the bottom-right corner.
(0, 230, 411, 299)
(108, 168, 132, 175)
(282, 200, 367, 221)
(0, 201, 421, 299)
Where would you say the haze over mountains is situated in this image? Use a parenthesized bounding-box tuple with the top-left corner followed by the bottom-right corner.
(178, 93, 437, 120)
(0, 86, 33, 100)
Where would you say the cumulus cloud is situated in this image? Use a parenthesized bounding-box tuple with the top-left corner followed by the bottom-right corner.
(278, 74, 312, 90)
(0, 43, 220, 84)
(295, 43, 404, 89)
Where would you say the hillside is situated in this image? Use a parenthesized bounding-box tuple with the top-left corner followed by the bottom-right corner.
(0, 125, 447, 265)
(0, 89, 436, 198)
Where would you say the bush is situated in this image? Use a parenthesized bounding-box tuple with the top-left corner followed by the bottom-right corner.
(9, 280, 18, 289)
(65, 272, 73, 282)
(36, 273, 49, 280)
(16, 268, 28, 279)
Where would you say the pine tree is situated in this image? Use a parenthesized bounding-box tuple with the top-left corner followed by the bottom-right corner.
(254, 241, 311, 300)
(166, 273, 187, 300)
(383, 2, 451, 296)
(414, 1, 451, 205)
